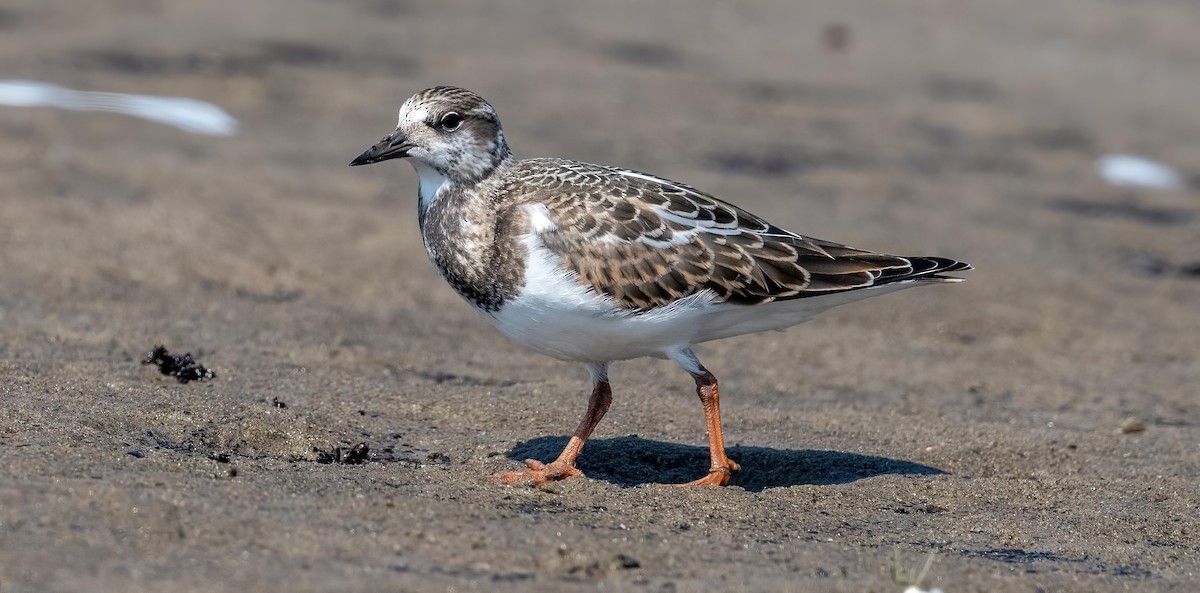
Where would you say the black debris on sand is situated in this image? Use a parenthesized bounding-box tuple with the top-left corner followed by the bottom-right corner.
(314, 442, 370, 465)
(142, 345, 216, 383)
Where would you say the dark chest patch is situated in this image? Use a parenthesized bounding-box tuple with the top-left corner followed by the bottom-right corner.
(421, 192, 524, 312)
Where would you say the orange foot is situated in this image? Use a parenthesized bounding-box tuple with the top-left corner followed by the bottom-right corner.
(489, 459, 584, 486)
(677, 459, 741, 487)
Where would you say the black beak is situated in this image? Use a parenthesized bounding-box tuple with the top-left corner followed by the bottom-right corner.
(349, 128, 412, 166)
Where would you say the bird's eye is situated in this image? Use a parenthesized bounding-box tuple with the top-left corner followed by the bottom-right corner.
(438, 112, 463, 132)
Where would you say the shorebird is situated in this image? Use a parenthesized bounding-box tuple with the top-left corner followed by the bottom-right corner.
(350, 86, 970, 487)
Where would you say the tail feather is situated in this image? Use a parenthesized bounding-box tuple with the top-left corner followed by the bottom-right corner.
(896, 256, 973, 284)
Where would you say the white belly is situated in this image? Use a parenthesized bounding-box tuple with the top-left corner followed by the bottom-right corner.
(484, 234, 704, 361)
(484, 233, 918, 363)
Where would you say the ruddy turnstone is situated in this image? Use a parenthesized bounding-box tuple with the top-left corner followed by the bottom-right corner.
(350, 86, 970, 487)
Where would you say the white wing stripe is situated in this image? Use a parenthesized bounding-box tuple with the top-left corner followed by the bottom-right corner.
(654, 207, 744, 236)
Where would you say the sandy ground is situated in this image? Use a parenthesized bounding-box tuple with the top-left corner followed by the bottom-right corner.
(2, 1, 1199, 591)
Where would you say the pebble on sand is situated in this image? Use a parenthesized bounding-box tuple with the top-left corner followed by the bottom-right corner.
(1095, 154, 1184, 190)
(1119, 417, 1146, 434)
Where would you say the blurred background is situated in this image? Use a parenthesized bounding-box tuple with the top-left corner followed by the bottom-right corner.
(1, 1, 1198, 591)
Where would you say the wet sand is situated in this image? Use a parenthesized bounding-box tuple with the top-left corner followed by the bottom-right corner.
(1, 1, 1198, 591)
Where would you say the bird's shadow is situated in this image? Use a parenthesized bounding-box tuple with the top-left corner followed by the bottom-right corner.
(506, 435, 943, 492)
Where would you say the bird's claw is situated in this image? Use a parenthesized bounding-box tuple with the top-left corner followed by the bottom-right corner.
(488, 459, 584, 487)
(677, 459, 740, 487)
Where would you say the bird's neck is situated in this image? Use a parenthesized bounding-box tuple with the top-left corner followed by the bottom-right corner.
(412, 149, 516, 229)
(413, 160, 449, 227)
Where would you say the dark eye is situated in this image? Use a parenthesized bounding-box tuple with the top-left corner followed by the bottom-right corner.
(438, 112, 463, 132)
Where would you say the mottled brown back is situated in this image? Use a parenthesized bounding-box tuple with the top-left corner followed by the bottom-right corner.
(505, 158, 970, 311)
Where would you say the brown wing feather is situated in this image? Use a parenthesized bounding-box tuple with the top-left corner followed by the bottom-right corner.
(509, 158, 970, 311)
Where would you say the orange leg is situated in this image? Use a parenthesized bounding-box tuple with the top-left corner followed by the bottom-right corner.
(490, 377, 611, 486)
(677, 369, 740, 487)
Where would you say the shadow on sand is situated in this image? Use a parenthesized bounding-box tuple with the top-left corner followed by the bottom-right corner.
(506, 435, 943, 492)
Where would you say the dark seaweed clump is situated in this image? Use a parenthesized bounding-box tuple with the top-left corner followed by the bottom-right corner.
(142, 345, 216, 383)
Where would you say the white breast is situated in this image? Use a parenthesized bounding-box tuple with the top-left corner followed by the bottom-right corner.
(486, 231, 720, 362)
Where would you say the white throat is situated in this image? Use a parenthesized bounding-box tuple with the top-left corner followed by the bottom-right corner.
(411, 159, 449, 217)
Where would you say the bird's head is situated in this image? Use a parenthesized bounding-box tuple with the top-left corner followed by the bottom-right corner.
(349, 86, 513, 184)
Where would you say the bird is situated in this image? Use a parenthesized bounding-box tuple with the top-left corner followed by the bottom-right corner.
(350, 86, 970, 487)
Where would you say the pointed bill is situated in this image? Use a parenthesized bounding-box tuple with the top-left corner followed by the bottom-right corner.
(350, 128, 412, 166)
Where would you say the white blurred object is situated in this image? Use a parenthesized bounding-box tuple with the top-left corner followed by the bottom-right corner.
(1096, 154, 1184, 190)
(904, 587, 944, 593)
(0, 79, 237, 136)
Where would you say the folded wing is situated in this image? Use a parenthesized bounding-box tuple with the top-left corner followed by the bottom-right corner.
(512, 159, 971, 312)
